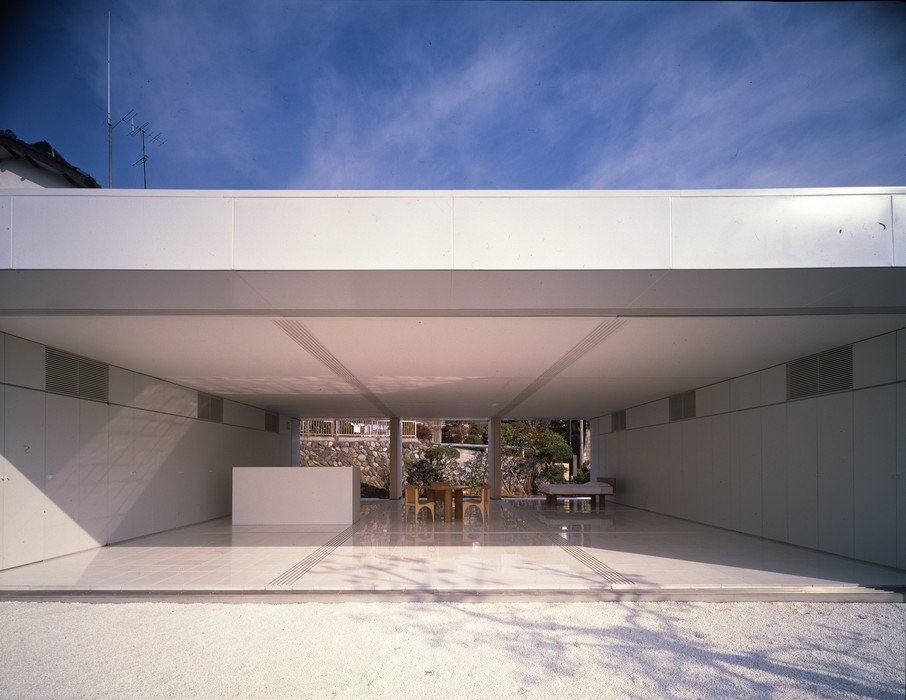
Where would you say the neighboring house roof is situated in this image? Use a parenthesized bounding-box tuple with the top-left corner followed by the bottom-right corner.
(0, 129, 100, 188)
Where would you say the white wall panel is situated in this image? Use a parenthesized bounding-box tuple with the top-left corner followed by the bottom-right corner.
(697, 381, 729, 417)
(79, 400, 111, 545)
(672, 194, 894, 268)
(106, 406, 152, 543)
(453, 196, 671, 270)
(731, 409, 762, 535)
(730, 373, 761, 411)
(761, 404, 788, 543)
(0, 196, 9, 269)
(43, 394, 82, 559)
(817, 393, 854, 557)
(662, 422, 683, 518)
(132, 374, 196, 417)
(682, 417, 712, 523)
(787, 399, 819, 549)
(896, 329, 906, 381)
(894, 194, 905, 266)
(853, 386, 898, 567)
(108, 366, 135, 407)
(2, 387, 45, 569)
(4, 335, 43, 390)
(760, 365, 787, 406)
(0, 386, 5, 568)
(628, 399, 668, 429)
(234, 196, 452, 270)
(898, 381, 906, 569)
(12, 194, 233, 270)
(854, 333, 897, 389)
(711, 414, 733, 530)
(223, 400, 263, 430)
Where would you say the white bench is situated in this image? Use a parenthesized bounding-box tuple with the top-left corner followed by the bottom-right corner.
(537, 481, 614, 512)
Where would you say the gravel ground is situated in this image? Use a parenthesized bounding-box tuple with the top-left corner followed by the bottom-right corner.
(1, 601, 903, 699)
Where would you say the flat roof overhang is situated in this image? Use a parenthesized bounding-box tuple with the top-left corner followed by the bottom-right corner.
(1, 188, 904, 419)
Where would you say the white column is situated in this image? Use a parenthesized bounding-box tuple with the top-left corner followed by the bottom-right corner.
(487, 417, 502, 499)
(589, 417, 601, 481)
(389, 417, 403, 500)
(289, 417, 301, 466)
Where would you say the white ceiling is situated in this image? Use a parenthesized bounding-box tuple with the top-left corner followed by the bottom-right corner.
(1, 281, 904, 419)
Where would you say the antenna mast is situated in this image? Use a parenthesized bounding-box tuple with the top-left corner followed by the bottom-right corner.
(118, 110, 166, 189)
(107, 11, 112, 188)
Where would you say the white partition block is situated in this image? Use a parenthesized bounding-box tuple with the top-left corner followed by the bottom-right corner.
(233, 467, 360, 525)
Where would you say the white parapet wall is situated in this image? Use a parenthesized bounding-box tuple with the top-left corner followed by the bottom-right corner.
(232, 466, 361, 525)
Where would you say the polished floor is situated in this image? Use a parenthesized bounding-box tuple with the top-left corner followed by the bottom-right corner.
(1, 499, 904, 600)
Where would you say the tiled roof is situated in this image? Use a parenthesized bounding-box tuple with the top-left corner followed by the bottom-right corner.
(0, 129, 101, 188)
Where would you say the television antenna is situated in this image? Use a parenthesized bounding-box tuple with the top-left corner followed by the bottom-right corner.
(117, 109, 166, 189)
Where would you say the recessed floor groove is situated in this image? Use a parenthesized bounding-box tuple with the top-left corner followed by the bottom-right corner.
(558, 545, 635, 585)
(269, 527, 356, 586)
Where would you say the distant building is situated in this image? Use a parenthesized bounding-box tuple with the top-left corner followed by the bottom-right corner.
(0, 129, 100, 189)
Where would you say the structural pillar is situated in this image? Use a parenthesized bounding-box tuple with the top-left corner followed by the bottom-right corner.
(487, 417, 502, 499)
(389, 417, 404, 500)
(588, 417, 601, 482)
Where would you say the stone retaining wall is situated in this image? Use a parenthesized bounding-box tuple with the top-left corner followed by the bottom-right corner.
(300, 437, 427, 494)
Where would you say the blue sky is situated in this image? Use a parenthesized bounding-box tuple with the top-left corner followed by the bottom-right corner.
(2, 1, 904, 190)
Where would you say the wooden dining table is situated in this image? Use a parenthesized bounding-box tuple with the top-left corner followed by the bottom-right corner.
(425, 483, 466, 522)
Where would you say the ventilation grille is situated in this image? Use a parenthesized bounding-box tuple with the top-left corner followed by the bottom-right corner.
(787, 345, 853, 400)
(611, 410, 626, 432)
(265, 412, 280, 434)
(669, 390, 696, 422)
(197, 393, 223, 422)
(45, 348, 109, 402)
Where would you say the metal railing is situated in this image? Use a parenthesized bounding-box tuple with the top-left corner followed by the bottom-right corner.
(300, 419, 418, 439)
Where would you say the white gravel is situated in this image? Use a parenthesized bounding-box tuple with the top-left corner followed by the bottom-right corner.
(1, 601, 903, 699)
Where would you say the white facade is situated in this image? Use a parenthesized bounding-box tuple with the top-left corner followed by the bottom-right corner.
(1, 187, 904, 570)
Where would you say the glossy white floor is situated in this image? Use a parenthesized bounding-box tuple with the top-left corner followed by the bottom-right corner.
(1, 499, 904, 599)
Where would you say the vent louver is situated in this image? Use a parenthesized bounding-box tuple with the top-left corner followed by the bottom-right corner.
(197, 393, 223, 422)
(787, 345, 853, 400)
(611, 410, 626, 432)
(669, 390, 696, 421)
(45, 348, 109, 402)
(265, 412, 280, 433)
